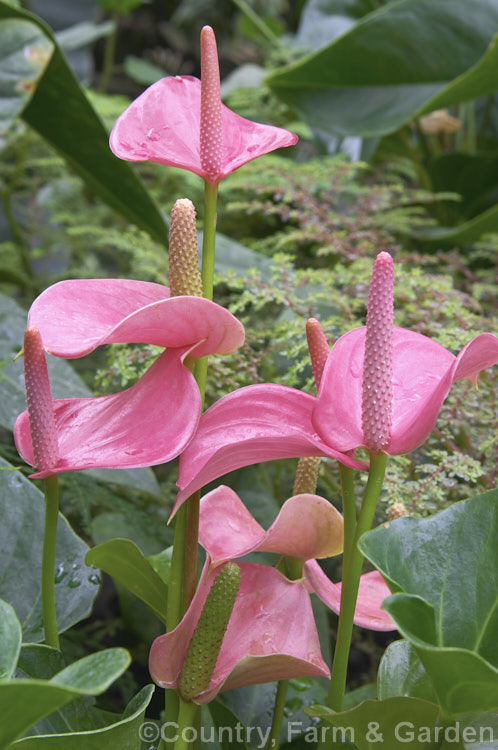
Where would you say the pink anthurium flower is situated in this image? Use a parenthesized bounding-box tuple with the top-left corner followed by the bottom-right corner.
(198, 485, 395, 631)
(174, 314, 498, 509)
(109, 26, 297, 183)
(149, 560, 330, 704)
(14, 279, 244, 478)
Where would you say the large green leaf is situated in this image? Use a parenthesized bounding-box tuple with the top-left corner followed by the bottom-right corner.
(15, 685, 154, 749)
(378, 640, 437, 703)
(0, 458, 101, 642)
(308, 697, 443, 750)
(0, 600, 21, 681)
(15, 645, 107, 736)
(383, 594, 498, 715)
(85, 538, 168, 622)
(268, 0, 498, 138)
(360, 490, 498, 715)
(0, 2, 168, 245)
(0, 647, 130, 749)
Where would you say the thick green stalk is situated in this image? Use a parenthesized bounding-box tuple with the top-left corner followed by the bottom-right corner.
(339, 464, 356, 572)
(174, 698, 199, 750)
(42, 475, 60, 650)
(267, 680, 289, 749)
(201, 180, 218, 302)
(325, 453, 387, 716)
(163, 177, 219, 741)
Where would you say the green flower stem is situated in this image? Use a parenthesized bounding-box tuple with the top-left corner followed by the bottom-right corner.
(324, 453, 387, 719)
(339, 464, 357, 572)
(163, 177, 220, 741)
(201, 180, 218, 302)
(184, 491, 200, 611)
(267, 679, 288, 750)
(164, 502, 188, 731)
(175, 698, 199, 750)
(42, 475, 60, 650)
(286, 556, 304, 580)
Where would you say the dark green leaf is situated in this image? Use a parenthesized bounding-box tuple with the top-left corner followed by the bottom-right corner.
(307, 696, 443, 750)
(378, 640, 437, 703)
(0, 647, 130, 749)
(14, 684, 155, 749)
(0, 1, 169, 246)
(268, 0, 498, 137)
(85, 538, 168, 622)
(0, 599, 21, 680)
(0, 458, 101, 642)
(360, 490, 498, 714)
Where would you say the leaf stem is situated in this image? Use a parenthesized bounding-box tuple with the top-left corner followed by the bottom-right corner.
(42, 475, 60, 650)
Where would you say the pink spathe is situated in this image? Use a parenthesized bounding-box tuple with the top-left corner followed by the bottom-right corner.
(109, 76, 297, 183)
(14, 279, 244, 477)
(175, 293, 498, 508)
(149, 561, 329, 704)
(197, 486, 395, 632)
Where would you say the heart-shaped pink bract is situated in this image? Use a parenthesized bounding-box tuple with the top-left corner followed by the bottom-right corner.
(109, 76, 298, 183)
(14, 279, 245, 477)
(198, 486, 395, 631)
(149, 560, 330, 704)
(174, 329, 498, 507)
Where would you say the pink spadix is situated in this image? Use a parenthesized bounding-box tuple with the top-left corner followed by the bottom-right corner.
(361, 251, 394, 451)
(23, 327, 59, 473)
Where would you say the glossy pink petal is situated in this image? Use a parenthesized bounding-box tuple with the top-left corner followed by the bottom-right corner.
(14, 346, 200, 478)
(149, 561, 329, 704)
(109, 76, 298, 182)
(28, 279, 244, 358)
(199, 485, 344, 563)
(305, 561, 395, 631)
(174, 384, 366, 511)
(313, 328, 498, 455)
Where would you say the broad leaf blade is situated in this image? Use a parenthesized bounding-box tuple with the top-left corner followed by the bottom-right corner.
(360, 490, 498, 714)
(0, 648, 130, 749)
(268, 0, 498, 137)
(85, 538, 168, 622)
(14, 684, 155, 748)
(377, 640, 437, 703)
(307, 696, 442, 750)
(0, 458, 101, 642)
